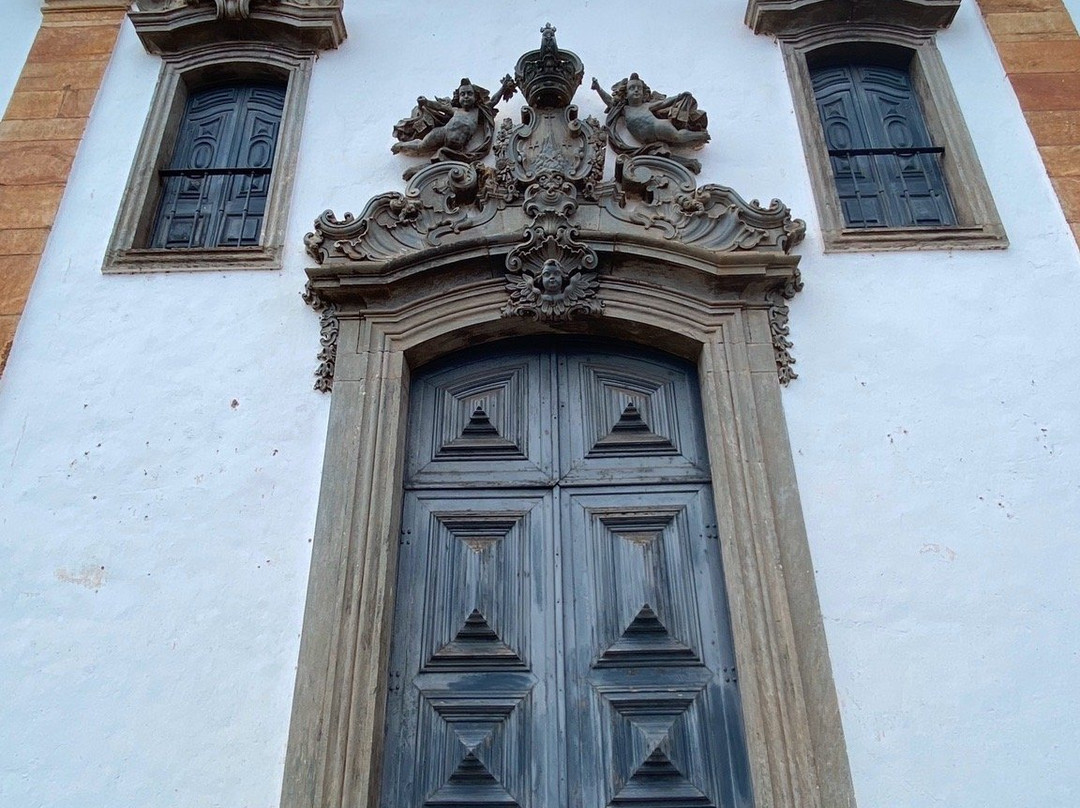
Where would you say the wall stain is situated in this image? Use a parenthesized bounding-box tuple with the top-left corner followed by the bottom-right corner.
(55, 564, 106, 591)
(919, 543, 957, 562)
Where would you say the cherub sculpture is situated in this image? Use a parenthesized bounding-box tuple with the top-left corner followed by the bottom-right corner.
(591, 72, 710, 171)
(503, 258, 601, 320)
(391, 76, 515, 178)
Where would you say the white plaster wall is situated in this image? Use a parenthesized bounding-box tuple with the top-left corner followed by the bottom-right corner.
(0, 0, 40, 117)
(1, 1, 1078, 806)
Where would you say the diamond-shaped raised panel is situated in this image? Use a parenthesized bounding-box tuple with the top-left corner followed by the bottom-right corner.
(434, 371, 526, 460)
(428, 609, 528, 672)
(415, 678, 535, 808)
(425, 752, 521, 808)
(609, 749, 715, 808)
(595, 605, 701, 668)
(407, 352, 554, 485)
(419, 510, 534, 675)
(560, 352, 709, 483)
(583, 370, 679, 459)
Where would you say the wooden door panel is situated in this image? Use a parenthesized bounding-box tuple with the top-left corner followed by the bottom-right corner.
(383, 490, 559, 808)
(407, 352, 556, 487)
(558, 352, 711, 485)
(562, 486, 751, 808)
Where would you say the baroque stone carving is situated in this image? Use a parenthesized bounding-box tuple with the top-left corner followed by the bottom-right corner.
(301, 282, 338, 392)
(502, 176, 602, 320)
(765, 269, 804, 386)
(392, 77, 516, 180)
(129, 0, 345, 53)
(304, 25, 805, 389)
(592, 73, 710, 173)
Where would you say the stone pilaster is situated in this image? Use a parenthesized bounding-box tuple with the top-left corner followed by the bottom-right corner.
(978, 0, 1080, 246)
(0, 0, 129, 374)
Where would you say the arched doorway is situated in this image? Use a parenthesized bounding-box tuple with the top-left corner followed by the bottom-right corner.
(381, 341, 752, 808)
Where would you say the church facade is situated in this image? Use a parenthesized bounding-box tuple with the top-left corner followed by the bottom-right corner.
(2, 2, 1079, 807)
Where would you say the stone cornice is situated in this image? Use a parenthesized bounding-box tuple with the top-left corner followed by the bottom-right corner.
(129, 0, 346, 54)
(745, 0, 961, 36)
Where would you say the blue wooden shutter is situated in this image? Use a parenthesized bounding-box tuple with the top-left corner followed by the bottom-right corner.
(812, 64, 956, 228)
(151, 83, 285, 249)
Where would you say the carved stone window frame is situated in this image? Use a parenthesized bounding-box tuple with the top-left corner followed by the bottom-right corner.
(103, 1, 344, 274)
(103, 44, 312, 273)
(747, 1, 1008, 252)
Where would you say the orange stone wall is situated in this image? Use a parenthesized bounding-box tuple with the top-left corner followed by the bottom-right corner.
(0, 0, 128, 375)
(978, 0, 1080, 246)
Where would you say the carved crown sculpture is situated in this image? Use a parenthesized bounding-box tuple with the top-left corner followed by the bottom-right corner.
(514, 23, 585, 109)
(304, 25, 806, 391)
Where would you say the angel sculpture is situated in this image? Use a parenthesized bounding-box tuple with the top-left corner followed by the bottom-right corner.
(391, 76, 515, 178)
(503, 258, 602, 320)
(591, 73, 710, 171)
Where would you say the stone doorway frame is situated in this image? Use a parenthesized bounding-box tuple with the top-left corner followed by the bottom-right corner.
(281, 244, 857, 808)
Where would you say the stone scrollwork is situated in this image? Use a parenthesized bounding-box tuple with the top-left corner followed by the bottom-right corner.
(502, 176, 602, 321)
(765, 269, 804, 386)
(605, 155, 806, 252)
(301, 282, 338, 392)
(305, 161, 494, 263)
(304, 25, 806, 388)
(592, 72, 710, 174)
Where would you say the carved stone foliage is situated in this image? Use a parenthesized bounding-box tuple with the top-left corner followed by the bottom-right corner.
(304, 25, 806, 390)
(591, 73, 710, 174)
(129, 0, 345, 54)
(765, 270, 804, 385)
(301, 282, 338, 392)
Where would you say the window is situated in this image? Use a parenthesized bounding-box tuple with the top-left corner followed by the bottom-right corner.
(104, 1, 345, 273)
(104, 47, 311, 273)
(812, 62, 957, 229)
(150, 82, 286, 250)
(746, 0, 1007, 251)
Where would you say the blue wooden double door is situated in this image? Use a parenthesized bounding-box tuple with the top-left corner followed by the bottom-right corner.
(381, 342, 753, 808)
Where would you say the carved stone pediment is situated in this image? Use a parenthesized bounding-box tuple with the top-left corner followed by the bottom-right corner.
(304, 25, 806, 390)
(745, 0, 961, 36)
(130, 0, 345, 53)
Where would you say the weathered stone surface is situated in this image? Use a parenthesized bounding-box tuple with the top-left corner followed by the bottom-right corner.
(996, 40, 1080, 73)
(27, 24, 123, 62)
(16, 60, 110, 93)
(1010, 73, 1080, 110)
(0, 118, 88, 142)
(0, 256, 39, 316)
(0, 229, 51, 257)
(0, 186, 66, 230)
(983, 10, 1077, 40)
(746, 0, 961, 35)
(129, 0, 346, 54)
(1026, 109, 1080, 143)
(0, 141, 78, 186)
(0, 314, 17, 374)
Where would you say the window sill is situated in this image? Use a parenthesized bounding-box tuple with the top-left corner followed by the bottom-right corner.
(823, 224, 1008, 253)
(102, 246, 282, 274)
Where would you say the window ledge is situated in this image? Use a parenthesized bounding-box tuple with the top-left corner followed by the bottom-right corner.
(103, 246, 281, 274)
(824, 224, 1009, 252)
